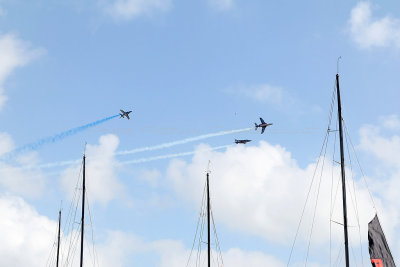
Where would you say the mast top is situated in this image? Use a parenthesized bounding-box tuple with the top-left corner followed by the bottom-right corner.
(206, 160, 211, 175)
(337, 56, 342, 75)
(83, 142, 87, 158)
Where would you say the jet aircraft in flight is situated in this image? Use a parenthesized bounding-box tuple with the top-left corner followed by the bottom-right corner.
(235, 139, 252, 144)
(120, 109, 132, 120)
(255, 117, 272, 134)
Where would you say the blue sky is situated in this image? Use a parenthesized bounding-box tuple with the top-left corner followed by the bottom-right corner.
(0, 0, 400, 266)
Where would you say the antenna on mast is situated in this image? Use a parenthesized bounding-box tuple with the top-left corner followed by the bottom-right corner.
(337, 56, 342, 74)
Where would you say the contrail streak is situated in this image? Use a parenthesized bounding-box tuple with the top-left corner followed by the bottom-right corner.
(116, 127, 251, 156)
(20, 143, 234, 170)
(15, 127, 250, 170)
(1, 144, 232, 176)
(119, 144, 233, 165)
(4, 114, 119, 159)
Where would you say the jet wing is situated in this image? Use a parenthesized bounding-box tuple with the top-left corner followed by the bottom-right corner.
(260, 117, 265, 124)
(126, 114, 130, 120)
(261, 126, 266, 134)
(120, 109, 125, 113)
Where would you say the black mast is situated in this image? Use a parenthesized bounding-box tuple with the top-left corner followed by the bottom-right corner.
(336, 74, 350, 267)
(56, 210, 61, 267)
(80, 154, 86, 267)
(206, 172, 211, 267)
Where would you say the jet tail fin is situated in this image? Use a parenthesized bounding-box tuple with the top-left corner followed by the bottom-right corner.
(255, 123, 258, 130)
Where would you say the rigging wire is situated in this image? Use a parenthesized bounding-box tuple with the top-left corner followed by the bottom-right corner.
(287, 129, 330, 266)
(304, 126, 330, 266)
(287, 82, 337, 266)
(86, 192, 100, 267)
(343, 122, 377, 213)
(186, 175, 225, 267)
(330, 114, 338, 267)
(196, 187, 207, 267)
(288, 78, 372, 266)
(45, 225, 58, 267)
(211, 200, 224, 266)
(61, 160, 83, 266)
(343, 122, 364, 266)
(62, 157, 84, 267)
(186, 182, 207, 267)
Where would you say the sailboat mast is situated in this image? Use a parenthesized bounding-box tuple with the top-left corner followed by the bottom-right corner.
(56, 210, 61, 267)
(207, 172, 211, 267)
(336, 74, 350, 267)
(80, 154, 86, 267)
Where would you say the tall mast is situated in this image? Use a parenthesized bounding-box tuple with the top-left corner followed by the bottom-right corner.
(56, 210, 61, 267)
(206, 172, 211, 267)
(80, 154, 86, 267)
(336, 74, 350, 267)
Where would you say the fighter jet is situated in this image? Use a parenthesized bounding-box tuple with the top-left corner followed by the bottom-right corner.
(255, 117, 273, 134)
(120, 109, 132, 120)
(235, 139, 252, 144)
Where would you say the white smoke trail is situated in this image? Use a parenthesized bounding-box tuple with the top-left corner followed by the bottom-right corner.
(15, 127, 250, 170)
(118, 144, 233, 165)
(0, 144, 232, 179)
(116, 127, 251, 156)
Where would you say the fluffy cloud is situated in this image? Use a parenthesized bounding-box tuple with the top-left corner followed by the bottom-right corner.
(208, 0, 234, 11)
(0, 133, 46, 198)
(348, 2, 400, 49)
(0, 192, 286, 266)
(60, 134, 124, 205)
(381, 114, 400, 131)
(101, 0, 172, 21)
(155, 240, 286, 267)
(0, 195, 57, 267)
(359, 116, 400, 169)
(166, 140, 383, 264)
(0, 33, 44, 110)
(0, 195, 145, 267)
(59, 228, 287, 266)
(0, 132, 14, 155)
(358, 116, 400, 248)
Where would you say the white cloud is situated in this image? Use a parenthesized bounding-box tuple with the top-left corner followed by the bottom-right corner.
(93, 230, 287, 267)
(0, 33, 44, 110)
(0, 133, 46, 198)
(154, 239, 286, 267)
(359, 122, 400, 169)
(87, 231, 145, 267)
(348, 2, 400, 49)
(223, 248, 285, 267)
(60, 134, 124, 205)
(166, 141, 382, 263)
(357, 116, 400, 255)
(381, 114, 400, 130)
(208, 0, 234, 11)
(0, 132, 14, 156)
(101, 0, 171, 21)
(226, 84, 286, 105)
(0, 162, 46, 198)
(0, 195, 141, 267)
(0, 195, 57, 267)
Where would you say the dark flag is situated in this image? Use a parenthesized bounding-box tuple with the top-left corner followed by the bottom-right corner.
(368, 214, 396, 267)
